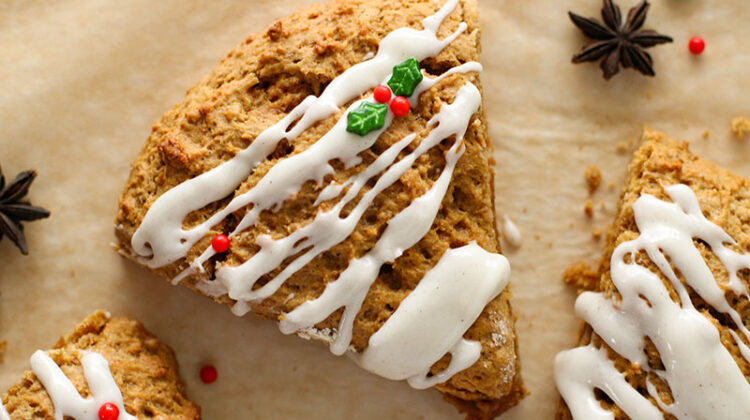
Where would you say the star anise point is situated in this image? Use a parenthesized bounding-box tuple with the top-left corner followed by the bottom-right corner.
(0, 165, 50, 255)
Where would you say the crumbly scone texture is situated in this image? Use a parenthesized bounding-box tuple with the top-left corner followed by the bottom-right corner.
(557, 128, 750, 419)
(1, 311, 200, 419)
(115, 0, 523, 417)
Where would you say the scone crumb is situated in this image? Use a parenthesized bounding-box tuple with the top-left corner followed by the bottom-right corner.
(731, 116, 750, 139)
(267, 20, 284, 41)
(563, 261, 599, 292)
(592, 227, 602, 240)
(584, 165, 602, 194)
(584, 199, 594, 218)
(701, 130, 710, 139)
(0, 340, 6, 363)
(616, 139, 633, 154)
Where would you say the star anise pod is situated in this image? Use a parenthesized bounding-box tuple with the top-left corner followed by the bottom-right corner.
(0, 165, 50, 255)
(569, 0, 673, 80)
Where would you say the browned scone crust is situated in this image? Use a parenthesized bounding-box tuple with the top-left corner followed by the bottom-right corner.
(115, 0, 523, 417)
(557, 128, 750, 419)
(1, 311, 200, 419)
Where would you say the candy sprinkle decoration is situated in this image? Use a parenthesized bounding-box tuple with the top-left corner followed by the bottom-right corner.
(387, 57, 424, 97)
(373, 85, 392, 104)
(200, 365, 218, 384)
(98, 402, 120, 420)
(346, 102, 388, 136)
(346, 58, 424, 137)
(689, 36, 705, 55)
(211, 233, 230, 253)
(390, 96, 411, 117)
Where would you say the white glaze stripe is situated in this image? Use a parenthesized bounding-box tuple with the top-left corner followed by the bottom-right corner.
(354, 242, 510, 389)
(555, 184, 750, 419)
(0, 402, 9, 420)
(30, 350, 136, 420)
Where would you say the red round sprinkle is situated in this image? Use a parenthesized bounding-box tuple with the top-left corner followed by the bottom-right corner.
(688, 36, 705, 55)
(211, 234, 230, 253)
(98, 402, 120, 420)
(373, 85, 392, 104)
(390, 96, 410, 117)
(200, 365, 218, 384)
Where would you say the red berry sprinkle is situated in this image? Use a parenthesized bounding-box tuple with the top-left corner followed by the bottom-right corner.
(689, 36, 705, 55)
(98, 402, 120, 420)
(373, 85, 392, 104)
(200, 365, 218, 384)
(211, 234, 230, 253)
(390, 96, 410, 117)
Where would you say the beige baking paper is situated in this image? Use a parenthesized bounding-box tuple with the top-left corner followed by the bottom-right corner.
(1, 0, 749, 418)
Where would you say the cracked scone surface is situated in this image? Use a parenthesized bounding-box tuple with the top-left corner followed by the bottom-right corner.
(557, 129, 750, 419)
(1, 311, 200, 419)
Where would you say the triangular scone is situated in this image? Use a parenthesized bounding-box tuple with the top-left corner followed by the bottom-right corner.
(1, 311, 200, 419)
(555, 129, 750, 419)
(115, 0, 524, 417)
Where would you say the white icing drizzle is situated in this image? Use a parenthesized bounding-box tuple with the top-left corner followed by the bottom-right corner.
(555, 184, 750, 419)
(502, 215, 521, 248)
(354, 242, 509, 388)
(28, 350, 136, 420)
(129, 0, 508, 388)
(0, 402, 9, 420)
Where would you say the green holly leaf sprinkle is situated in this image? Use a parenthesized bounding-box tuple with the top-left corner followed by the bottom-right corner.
(387, 57, 423, 97)
(346, 102, 388, 136)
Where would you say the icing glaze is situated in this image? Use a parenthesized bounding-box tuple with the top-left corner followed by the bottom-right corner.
(130, 0, 508, 388)
(555, 184, 750, 419)
(354, 242, 510, 389)
(0, 402, 9, 420)
(28, 350, 136, 420)
(502, 215, 521, 248)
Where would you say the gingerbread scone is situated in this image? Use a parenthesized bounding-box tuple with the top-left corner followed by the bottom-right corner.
(1, 311, 200, 419)
(555, 129, 750, 418)
(115, 0, 524, 417)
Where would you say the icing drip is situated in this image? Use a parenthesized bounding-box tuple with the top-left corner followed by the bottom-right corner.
(354, 242, 510, 388)
(0, 402, 9, 420)
(502, 215, 521, 248)
(131, 0, 467, 269)
(555, 184, 750, 419)
(28, 350, 136, 420)
(129, 0, 506, 389)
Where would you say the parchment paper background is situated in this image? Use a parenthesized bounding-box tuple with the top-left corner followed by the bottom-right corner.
(1, 0, 749, 418)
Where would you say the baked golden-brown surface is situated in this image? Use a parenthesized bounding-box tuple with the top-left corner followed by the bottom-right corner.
(1, 311, 200, 419)
(114, 0, 523, 417)
(557, 128, 750, 419)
